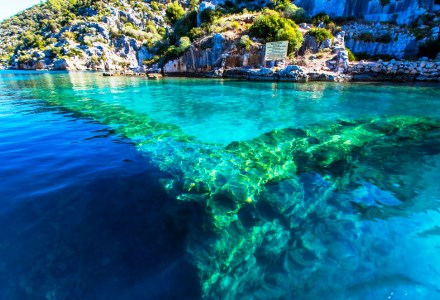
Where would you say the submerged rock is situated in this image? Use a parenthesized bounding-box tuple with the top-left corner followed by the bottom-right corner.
(29, 60, 440, 300)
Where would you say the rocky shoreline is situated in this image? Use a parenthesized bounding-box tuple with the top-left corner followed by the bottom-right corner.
(3, 61, 440, 83)
(98, 59, 440, 83)
(219, 58, 440, 82)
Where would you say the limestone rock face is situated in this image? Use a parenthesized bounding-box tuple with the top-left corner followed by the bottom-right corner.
(1, 0, 169, 71)
(36, 60, 47, 70)
(163, 34, 227, 74)
(20, 60, 38, 70)
(343, 23, 418, 59)
(137, 46, 151, 67)
(53, 59, 70, 70)
(299, 35, 319, 55)
(212, 34, 225, 52)
(295, 0, 436, 25)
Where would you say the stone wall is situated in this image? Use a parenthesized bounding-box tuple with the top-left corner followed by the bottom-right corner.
(348, 59, 440, 81)
(164, 58, 440, 82)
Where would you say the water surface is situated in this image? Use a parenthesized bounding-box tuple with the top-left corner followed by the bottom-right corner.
(1, 71, 440, 299)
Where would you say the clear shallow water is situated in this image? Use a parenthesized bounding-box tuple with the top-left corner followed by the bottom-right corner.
(0, 71, 440, 299)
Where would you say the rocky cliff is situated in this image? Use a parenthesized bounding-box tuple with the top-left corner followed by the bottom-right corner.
(0, 0, 439, 73)
(343, 23, 419, 59)
(295, 0, 440, 25)
(0, 0, 162, 70)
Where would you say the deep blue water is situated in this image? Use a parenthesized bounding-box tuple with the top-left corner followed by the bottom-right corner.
(0, 71, 199, 299)
(1, 70, 440, 299)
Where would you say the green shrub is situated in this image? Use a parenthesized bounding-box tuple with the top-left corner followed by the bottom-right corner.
(150, 1, 163, 11)
(375, 33, 392, 43)
(97, 7, 112, 18)
(307, 28, 332, 45)
(419, 14, 435, 26)
(353, 52, 370, 60)
(18, 54, 32, 64)
(124, 22, 138, 30)
(166, 1, 185, 24)
(152, 36, 192, 66)
(45, 37, 58, 44)
(21, 31, 36, 46)
(409, 27, 431, 40)
(325, 21, 337, 33)
(418, 37, 440, 58)
(356, 32, 374, 42)
(239, 35, 252, 51)
(81, 36, 93, 47)
(68, 47, 84, 58)
(90, 55, 100, 64)
(199, 8, 222, 25)
(178, 36, 191, 50)
(146, 24, 158, 35)
(188, 27, 204, 41)
(122, 25, 150, 40)
(62, 31, 77, 41)
(48, 46, 62, 58)
(333, 16, 357, 25)
(20, 31, 46, 50)
(353, 52, 394, 61)
(174, 10, 197, 37)
(43, 19, 60, 33)
(232, 21, 240, 30)
(345, 47, 356, 61)
(250, 11, 304, 54)
(157, 27, 166, 37)
(276, 2, 308, 23)
(311, 12, 331, 25)
(144, 55, 160, 66)
(0, 53, 11, 62)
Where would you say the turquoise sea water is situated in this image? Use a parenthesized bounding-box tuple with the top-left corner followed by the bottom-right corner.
(0, 70, 440, 299)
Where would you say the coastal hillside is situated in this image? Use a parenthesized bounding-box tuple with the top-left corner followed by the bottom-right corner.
(0, 0, 439, 72)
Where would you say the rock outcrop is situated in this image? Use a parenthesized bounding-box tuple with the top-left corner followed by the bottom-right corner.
(295, 0, 439, 25)
(163, 33, 264, 74)
(343, 23, 418, 59)
(0, 0, 165, 71)
(1, 0, 439, 77)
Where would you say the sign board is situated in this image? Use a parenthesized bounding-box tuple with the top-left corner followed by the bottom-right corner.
(265, 41, 288, 61)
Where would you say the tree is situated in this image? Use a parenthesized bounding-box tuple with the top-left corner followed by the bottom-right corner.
(199, 8, 222, 25)
(311, 12, 331, 25)
(250, 11, 304, 54)
(166, 1, 185, 24)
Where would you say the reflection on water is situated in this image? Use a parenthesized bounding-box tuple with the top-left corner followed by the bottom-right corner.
(1, 71, 440, 299)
